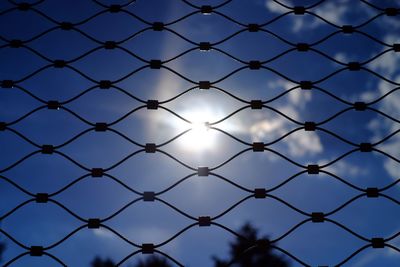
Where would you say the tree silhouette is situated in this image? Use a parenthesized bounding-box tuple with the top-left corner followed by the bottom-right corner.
(90, 223, 288, 267)
(90, 255, 171, 267)
(91, 257, 115, 267)
(212, 223, 289, 267)
(0, 242, 5, 263)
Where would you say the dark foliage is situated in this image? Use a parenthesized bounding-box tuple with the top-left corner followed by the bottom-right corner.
(91, 224, 288, 267)
(90, 255, 171, 267)
(213, 223, 289, 267)
(91, 257, 115, 267)
(0, 242, 5, 262)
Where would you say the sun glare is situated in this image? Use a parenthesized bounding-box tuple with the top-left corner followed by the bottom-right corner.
(176, 108, 219, 152)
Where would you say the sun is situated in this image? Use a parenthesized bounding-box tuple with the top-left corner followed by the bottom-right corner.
(175, 107, 219, 152)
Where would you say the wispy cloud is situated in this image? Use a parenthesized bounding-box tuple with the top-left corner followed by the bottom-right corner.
(265, 0, 350, 32)
(265, 0, 287, 14)
(318, 159, 367, 178)
(233, 79, 322, 157)
(350, 227, 400, 267)
(368, 35, 400, 77)
(364, 34, 400, 180)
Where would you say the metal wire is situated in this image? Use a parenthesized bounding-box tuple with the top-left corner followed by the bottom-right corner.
(0, 0, 399, 266)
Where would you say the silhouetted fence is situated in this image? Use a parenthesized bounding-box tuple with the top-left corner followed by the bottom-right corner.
(1, 0, 399, 266)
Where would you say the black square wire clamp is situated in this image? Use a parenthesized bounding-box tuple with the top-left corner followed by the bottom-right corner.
(249, 60, 262, 70)
(385, 8, 398, 16)
(371, 238, 385, 248)
(348, 62, 361, 71)
(142, 243, 154, 254)
(95, 123, 108, 132)
(109, 4, 121, 13)
(250, 100, 263, 109)
(304, 122, 316, 131)
(307, 164, 319, 174)
(99, 80, 112, 89)
(394, 44, 400, 52)
(1, 80, 14, 88)
(300, 81, 313, 90)
(30, 246, 43, 256)
(366, 187, 379, 198)
(0, 122, 6, 131)
(104, 41, 117, 49)
(35, 193, 48, 203)
(41, 145, 54, 154)
(296, 43, 309, 52)
(18, 2, 31, 11)
(342, 25, 354, 34)
(143, 191, 155, 202)
(252, 142, 265, 152)
(10, 39, 23, 48)
(201, 5, 212, 14)
(53, 60, 67, 68)
(248, 24, 260, 32)
(199, 81, 211, 89)
(254, 188, 266, 199)
(147, 100, 159, 110)
(199, 42, 211, 51)
(47, 100, 60, 110)
(60, 22, 73, 30)
(152, 22, 164, 31)
(91, 168, 104, 177)
(88, 218, 101, 229)
(354, 101, 367, 111)
(198, 216, 211, 226)
(294, 6, 305, 15)
(311, 212, 325, 223)
(359, 143, 372, 152)
(197, 167, 209, 176)
(145, 143, 157, 153)
(150, 60, 162, 69)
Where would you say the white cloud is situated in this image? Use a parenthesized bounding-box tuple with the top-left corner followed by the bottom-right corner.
(316, 158, 366, 178)
(266, 79, 311, 107)
(328, 160, 366, 177)
(379, 140, 400, 179)
(93, 228, 115, 239)
(369, 52, 400, 77)
(239, 79, 322, 157)
(333, 52, 349, 64)
(365, 34, 400, 179)
(313, 1, 349, 26)
(264, 0, 288, 13)
(351, 227, 400, 266)
(350, 251, 380, 267)
(380, 16, 400, 30)
(370, 80, 400, 178)
(360, 90, 378, 103)
(286, 130, 322, 156)
(265, 0, 400, 35)
(265, 0, 350, 32)
(368, 35, 400, 77)
(249, 118, 285, 140)
(245, 116, 322, 157)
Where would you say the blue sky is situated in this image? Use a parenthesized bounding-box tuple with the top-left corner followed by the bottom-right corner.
(0, 0, 400, 266)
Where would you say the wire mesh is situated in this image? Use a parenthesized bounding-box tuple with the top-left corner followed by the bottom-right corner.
(0, 0, 400, 266)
